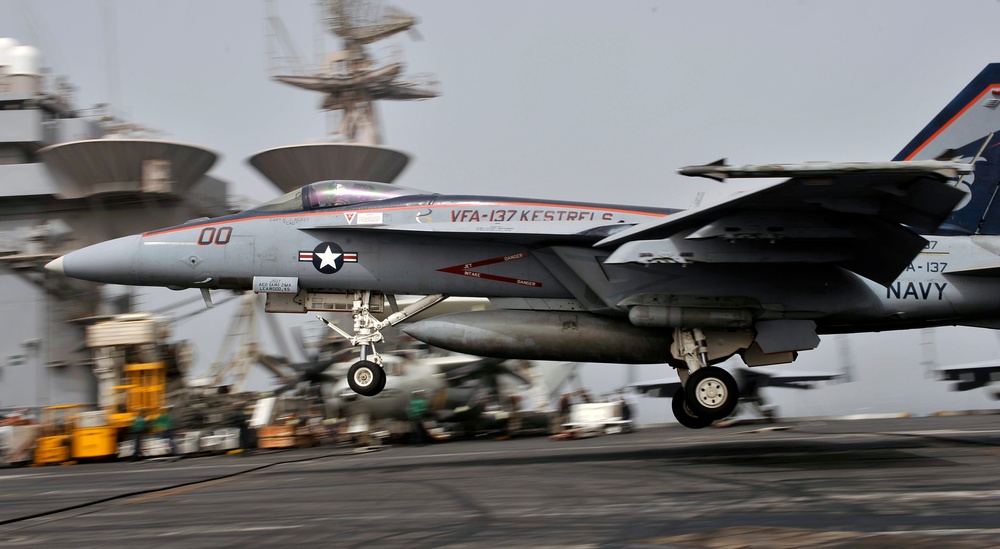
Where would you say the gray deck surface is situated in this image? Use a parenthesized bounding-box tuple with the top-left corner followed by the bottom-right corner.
(2, 414, 999, 548)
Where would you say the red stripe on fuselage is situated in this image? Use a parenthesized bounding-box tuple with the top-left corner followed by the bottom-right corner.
(143, 201, 668, 238)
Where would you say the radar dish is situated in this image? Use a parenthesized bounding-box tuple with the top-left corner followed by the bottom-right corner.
(39, 139, 218, 199)
(249, 143, 409, 192)
(324, 0, 417, 44)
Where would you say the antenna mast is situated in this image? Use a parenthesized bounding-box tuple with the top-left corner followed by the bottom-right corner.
(266, 0, 439, 145)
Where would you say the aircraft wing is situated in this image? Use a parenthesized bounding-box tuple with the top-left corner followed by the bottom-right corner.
(746, 369, 844, 389)
(935, 360, 1000, 391)
(598, 160, 970, 286)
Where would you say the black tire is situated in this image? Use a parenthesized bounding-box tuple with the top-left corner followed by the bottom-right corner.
(671, 387, 712, 429)
(348, 360, 386, 397)
(684, 366, 739, 420)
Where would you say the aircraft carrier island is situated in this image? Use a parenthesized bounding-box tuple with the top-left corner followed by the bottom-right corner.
(0, 37, 233, 413)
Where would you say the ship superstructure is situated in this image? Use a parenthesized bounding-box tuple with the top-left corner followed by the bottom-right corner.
(0, 38, 232, 409)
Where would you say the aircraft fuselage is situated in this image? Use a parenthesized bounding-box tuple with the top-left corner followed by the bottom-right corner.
(57, 193, 1000, 333)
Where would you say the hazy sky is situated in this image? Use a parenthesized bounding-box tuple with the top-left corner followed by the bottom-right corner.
(4, 0, 1000, 422)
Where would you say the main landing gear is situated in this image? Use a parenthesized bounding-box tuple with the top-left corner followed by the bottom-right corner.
(318, 291, 447, 397)
(670, 327, 740, 429)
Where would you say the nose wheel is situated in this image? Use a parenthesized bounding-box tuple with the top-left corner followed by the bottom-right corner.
(348, 360, 387, 397)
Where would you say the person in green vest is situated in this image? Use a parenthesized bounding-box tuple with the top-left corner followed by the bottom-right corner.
(406, 390, 429, 445)
(154, 408, 176, 457)
(130, 411, 147, 462)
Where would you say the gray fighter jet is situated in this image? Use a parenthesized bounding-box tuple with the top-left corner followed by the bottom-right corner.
(47, 64, 1000, 428)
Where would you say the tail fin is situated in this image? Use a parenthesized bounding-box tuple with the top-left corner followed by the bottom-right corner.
(894, 64, 1000, 235)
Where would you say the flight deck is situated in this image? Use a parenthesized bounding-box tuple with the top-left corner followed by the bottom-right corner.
(2, 414, 999, 548)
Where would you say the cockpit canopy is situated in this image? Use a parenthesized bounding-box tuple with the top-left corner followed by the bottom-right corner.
(252, 180, 431, 213)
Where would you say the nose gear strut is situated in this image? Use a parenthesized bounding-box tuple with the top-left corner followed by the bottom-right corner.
(318, 291, 448, 396)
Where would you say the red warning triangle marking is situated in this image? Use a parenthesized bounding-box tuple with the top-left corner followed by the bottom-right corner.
(438, 252, 541, 287)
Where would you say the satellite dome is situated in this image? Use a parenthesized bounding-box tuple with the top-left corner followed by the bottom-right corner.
(8, 45, 41, 76)
(0, 37, 21, 72)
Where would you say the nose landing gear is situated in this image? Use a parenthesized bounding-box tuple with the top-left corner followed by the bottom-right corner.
(318, 291, 447, 397)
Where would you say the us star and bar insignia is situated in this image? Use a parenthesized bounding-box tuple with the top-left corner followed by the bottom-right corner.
(299, 242, 358, 274)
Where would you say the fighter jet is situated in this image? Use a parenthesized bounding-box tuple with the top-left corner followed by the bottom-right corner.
(47, 64, 1000, 429)
(327, 354, 565, 441)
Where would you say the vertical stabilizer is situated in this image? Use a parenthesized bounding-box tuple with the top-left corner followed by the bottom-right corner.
(894, 64, 1000, 235)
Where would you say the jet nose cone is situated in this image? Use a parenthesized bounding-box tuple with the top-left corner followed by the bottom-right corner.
(51, 234, 142, 285)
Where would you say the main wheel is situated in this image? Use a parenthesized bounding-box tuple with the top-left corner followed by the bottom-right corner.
(684, 366, 739, 420)
(671, 387, 712, 429)
(348, 360, 386, 397)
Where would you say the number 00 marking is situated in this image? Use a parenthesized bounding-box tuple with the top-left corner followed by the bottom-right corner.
(197, 226, 233, 246)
